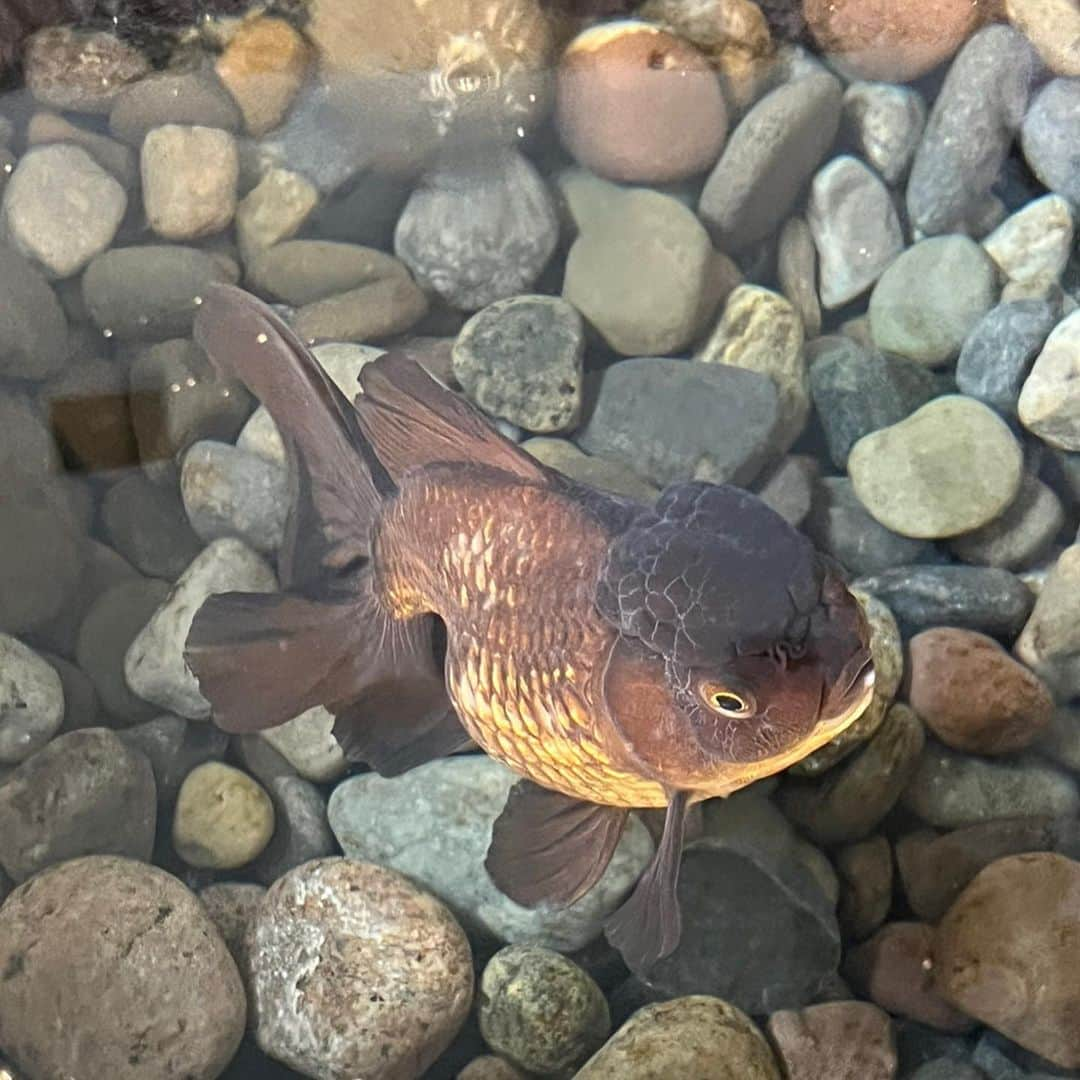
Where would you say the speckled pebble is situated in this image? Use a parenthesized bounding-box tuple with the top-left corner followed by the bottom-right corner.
(767, 1001, 897, 1080)
(842, 80, 926, 185)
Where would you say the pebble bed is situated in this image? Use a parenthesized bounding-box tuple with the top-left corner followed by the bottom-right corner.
(0, 1, 1079, 1078)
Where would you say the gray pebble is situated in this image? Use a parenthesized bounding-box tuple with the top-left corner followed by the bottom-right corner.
(956, 300, 1060, 417)
(754, 454, 818, 527)
(852, 564, 1034, 639)
(804, 477, 935, 578)
(453, 295, 584, 434)
(807, 335, 941, 469)
(232, 731, 298, 790)
(2, 144, 126, 279)
(1022, 78, 1080, 206)
(44, 652, 100, 733)
(118, 714, 229, 805)
(109, 69, 242, 145)
(808, 155, 903, 309)
(76, 579, 171, 725)
(25, 109, 137, 189)
(181, 440, 289, 554)
(906, 25, 1039, 236)
(841, 81, 926, 186)
(0, 635, 63, 765)
(1045, 448, 1080, 509)
(395, 149, 558, 311)
(576, 357, 781, 489)
(901, 742, 1079, 829)
(0, 728, 156, 882)
(521, 437, 659, 502)
(777, 217, 821, 339)
(909, 1060, 984, 1080)
(982, 194, 1075, 288)
(83, 245, 232, 340)
(310, 169, 409, 250)
(291, 275, 429, 345)
(869, 236, 999, 366)
(0, 245, 68, 379)
(699, 71, 843, 251)
(251, 774, 335, 886)
(0, 390, 61, 498)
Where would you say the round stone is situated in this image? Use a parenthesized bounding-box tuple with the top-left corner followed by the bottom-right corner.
(249, 857, 473, 1079)
(841, 80, 926, 186)
(0, 855, 245, 1080)
(0, 246, 68, 379)
(804, 0, 983, 81)
(868, 237, 999, 366)
(453, 295, 584, 434)
(1006, 0, 1080, 76)
(848, 396, 1023, 540)
(0, 635, 62, 765)
(1, 145, 126, 278)
(173, 762, 275, 870)
(1018, 309, 1080, 452)
(936, 854, 1080, 1069)
(1022, 78, 1080, 206)
(767, 1002, 897, 1080)
(555, 21, 727, 183)
(478, 945, 610, 1076)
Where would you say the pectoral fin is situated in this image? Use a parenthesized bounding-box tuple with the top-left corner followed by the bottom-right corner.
(604, 790, 689, 975)
(485, 780, 629, 908)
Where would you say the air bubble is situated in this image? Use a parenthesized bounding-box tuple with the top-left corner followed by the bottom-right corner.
(256, 333, 268, 344)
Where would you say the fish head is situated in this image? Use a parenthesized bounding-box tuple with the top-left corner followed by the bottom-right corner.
(597, 482, 875, 795)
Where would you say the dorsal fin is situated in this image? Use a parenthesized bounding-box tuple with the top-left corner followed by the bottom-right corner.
(354, 350, 555, 487)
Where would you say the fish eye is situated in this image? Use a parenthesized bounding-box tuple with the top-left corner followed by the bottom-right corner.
(701, 684, 754, 717)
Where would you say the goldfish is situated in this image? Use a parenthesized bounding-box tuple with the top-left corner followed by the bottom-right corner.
(184, 285, 875, 973)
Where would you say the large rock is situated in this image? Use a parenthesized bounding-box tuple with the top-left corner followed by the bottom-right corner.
(327, 757, 653, 952)
(0, 855, 245, 1080)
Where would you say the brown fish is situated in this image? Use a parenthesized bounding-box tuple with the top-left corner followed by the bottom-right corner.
(184, 285, 875, 973)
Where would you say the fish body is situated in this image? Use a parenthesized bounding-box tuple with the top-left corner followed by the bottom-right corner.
(184, 286, 874, 972)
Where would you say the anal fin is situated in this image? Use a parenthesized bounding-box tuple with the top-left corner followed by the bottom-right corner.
(485, 780, 629, 908)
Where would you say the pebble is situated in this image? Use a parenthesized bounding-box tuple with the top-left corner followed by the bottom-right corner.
(807, 155, 904, 308)
(563, 187, 717, 356)
(124, 537, 277, 719)
(1018, 309, 1080, 452)
(1021, 79, 1080, 207)
(250, 857, 473, 1079)
(868, 237, 999, 366)
(844, 922, 974, 1033)
(983, 195, 1075, 289)
(258, 707, 346, 784)
(575, 996, 781, 1079)
(292, 275, 430, 345)
(806, 335, 941, 470)
(457, 1057, 527, 1080)
(842, 81, 926, 185)
(951, 473, 1065, 570)
(906, 26, 1038, 236)
(395, 150, 558, 312)
(0, 727, 156, 883)
(697, 285, 808, 452)
(555, 22, 728, 183)
(328, 757, 654, 952)
(1014, 545, 1080, 701)
(0, 855, 245, 1077)
(130, 337, 252, 475)
(1039, 706, 1080, 772)
(2, 145, 126, 279)
(699, 72, 842, 251)
(849, 396, 1023, 539)
(767, 1001, 897, 1080)
(25, 110, 137, 189)
(777, 217, 821, 339)
(452, 295, 584, 434)
(853, 564, 1034, 639)
(109, 69, 243, 146)
(478, 945, 610, 1076)
(215, 16, 310, 137)
(1006, 0, 1080, 76)
(778, 703, 925, 846)
(910, 1059, 983, 1080)
(955, 300, 1060, 417)
(521, 438, 659, 501)
(754, 454, 817, 527)
(235, 168, 319, 262)
(251, 774, 335, 887)
(47, 653, 99, 733)
(804, 477, 934, 577)
(896, 817, 1080, 924)
(0, 635, 63, 766)
(76, 579, 171, 725)
(180, 440, 288, 554)
(198, 881, 265, 984)
(0, 394, 61, 501)
(83, 246, 233, 340)
(142, 125, 239, 242)
(576, 357, 781, 488)
(936, 854, 1080, 1069)
(836, 835, 893, 941)
(23, 27, 150, 114)
(0, 245, 68, 379)
(119, 715, 229, 805)
(901, 742, 1080, 828)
